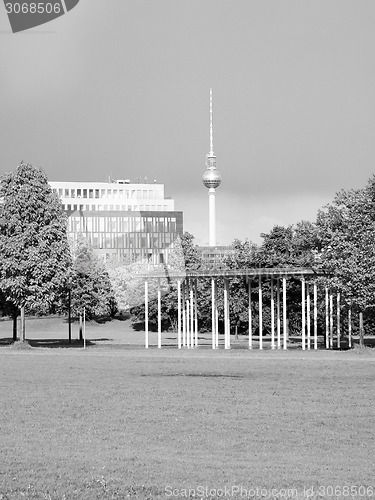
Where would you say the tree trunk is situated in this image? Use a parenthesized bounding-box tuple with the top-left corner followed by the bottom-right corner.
(12, 308, 18, 341)
(79, 314, 83, 340)
(359, 311, 364, 348)
(20, 306, 26, 342)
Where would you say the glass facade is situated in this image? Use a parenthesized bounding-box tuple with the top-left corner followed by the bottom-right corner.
(66, 209, 183, 263)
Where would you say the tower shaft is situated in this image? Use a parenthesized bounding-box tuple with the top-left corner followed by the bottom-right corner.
(208, 188, 216, 246)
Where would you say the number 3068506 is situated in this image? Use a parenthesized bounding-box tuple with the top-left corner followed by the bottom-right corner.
(5, 3, 62, 14)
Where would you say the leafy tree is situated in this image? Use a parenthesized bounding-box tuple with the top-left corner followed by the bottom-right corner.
(0, 162, 72, 341)
(256, 222, 320, 268)
(70, 236, 117, 320)
(257, 225, 295, 267)
(293, 220, 321, 266)
(317, 177, 375, 342)
(223, 239, 259, 334)
(253, 222, 322, 336)
(177, 232, 202, 270)
(130, 232, 204, 331)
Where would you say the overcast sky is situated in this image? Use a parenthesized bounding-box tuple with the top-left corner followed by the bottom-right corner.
(1, 1, 375, 245)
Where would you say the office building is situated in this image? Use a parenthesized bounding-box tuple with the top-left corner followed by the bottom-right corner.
(50, 179, 183, 264)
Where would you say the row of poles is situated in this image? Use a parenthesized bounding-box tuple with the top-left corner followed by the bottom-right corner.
(144, 275, 348, 350)
(144, 276, 287, 349)
(302, 281, 353, 349)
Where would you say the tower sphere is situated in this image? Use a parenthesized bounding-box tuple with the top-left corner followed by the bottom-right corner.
(202, 168, 222, 189)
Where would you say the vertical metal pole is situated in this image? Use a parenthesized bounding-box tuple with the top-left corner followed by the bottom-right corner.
(329, 291, 333, 349)
(277, 279, 281, 349)
(211, 278, 216, 350)
(190, 286, 194, 348)
(177, 279, 181, 349)
(271, 277, 275, 350)
(157, 278, 161, 349)
(283, 277, 287, 350)
(248, 279, 252, 350)
(227, 279, 230, 349)
(145, 280, 149, 349)
(301, 279, 306, 351)
(307, 282, 311, 350)
(337, 292, 340, 349)
(313, 282, 318, 350)
(186, 279, 190, 349)
(182, 282, 186, 347)
(224, 279, 229, 349)
(68, 288, 71, 344)
(215, 282, 219, 347)
(359, 311, 364, 348)
(83, 307, 86, 350)
(259, 276, 263, 350)
(185, 290, 190, 349)
(348, 307, 352, 348)
(325, 287, 329, 349)
(194, 279, 198, 348)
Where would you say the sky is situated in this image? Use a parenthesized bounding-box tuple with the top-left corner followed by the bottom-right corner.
(1, 1, 375, 246)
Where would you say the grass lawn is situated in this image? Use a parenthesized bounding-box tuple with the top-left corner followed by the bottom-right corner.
(1, 344, 375, 500)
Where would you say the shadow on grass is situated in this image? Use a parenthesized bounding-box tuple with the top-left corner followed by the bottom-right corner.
(132, 321, 150, 332)
(62, 313, 130, 325)
(0, 338, 14, 346)
(141, 373, 243, 378)
(0, 337, 115, 348)
(28, 339, 97, 348)
(351, 338, 375, 348)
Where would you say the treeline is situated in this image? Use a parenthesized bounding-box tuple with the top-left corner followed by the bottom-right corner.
(1, 162, 375, 341)
(131, 176, 375, 337)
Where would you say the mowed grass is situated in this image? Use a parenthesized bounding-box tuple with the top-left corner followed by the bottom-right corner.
(1, 348, 375, 500)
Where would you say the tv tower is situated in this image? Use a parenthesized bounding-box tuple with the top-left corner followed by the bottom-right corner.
(202, 88, 222, 246)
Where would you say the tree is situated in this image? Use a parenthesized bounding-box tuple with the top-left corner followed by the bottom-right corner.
(223, 239, 259, 334)
(317, 177, 375, 342)
(130, 232, 204, 331)
(254, 222, 322, 336)
(70, 236, 117, 320)
(256, 222, 320, 268)
(0, 162, 72, 341)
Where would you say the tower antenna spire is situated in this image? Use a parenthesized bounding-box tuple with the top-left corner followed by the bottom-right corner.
(209, 88, 214, 156)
